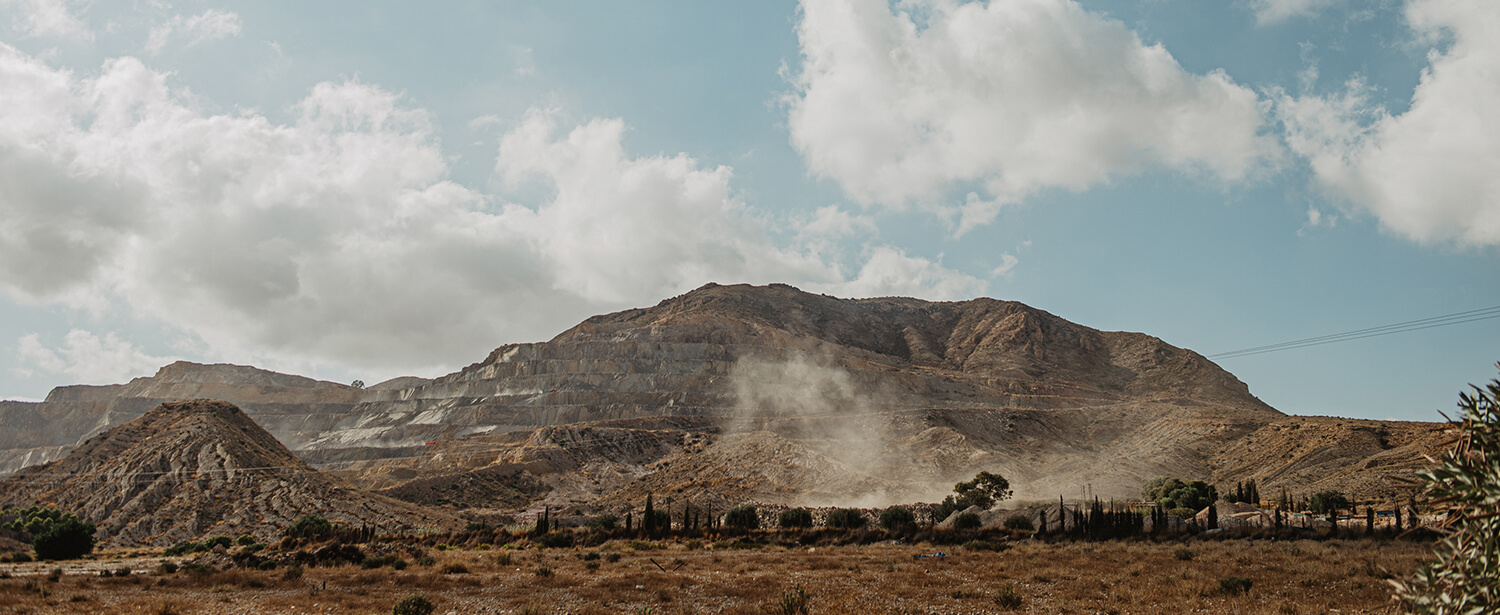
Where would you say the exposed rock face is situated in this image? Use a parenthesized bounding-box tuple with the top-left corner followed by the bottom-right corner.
(0, 283, 1447, 512)
(0, 400, 460, 547)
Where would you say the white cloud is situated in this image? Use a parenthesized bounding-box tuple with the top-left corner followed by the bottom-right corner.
(16, 330, 172, 385)
(785, 0, 1277, 233)
(145, 9, 241, 54)
(833, 246, 985, 300)
(1251, 0, 1343, 24)
(2, 0, 90, 40)
(0, 45, 982, 376)
(1276, 0, 1500, 246)
(990, 253, 1019, 277)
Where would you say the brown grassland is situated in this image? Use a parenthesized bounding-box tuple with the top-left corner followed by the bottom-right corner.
(0, 537, 1431, 614)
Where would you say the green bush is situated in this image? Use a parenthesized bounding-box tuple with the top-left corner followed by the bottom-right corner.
(1394, 367, 1500, 613)
(1308, 490, 1351, 515)
(535, 531, 573, 549)
(202, 536, 232, 550)
(935, 472, 1013, 521)
(878, 506, 916, 531)
(825, 508, 866, 530)
(1002, 515, 1034, 532)
(236, 534, 256, 546)
(724, 505, 760, 530)
(952, 512, 982, 530)
(285, 515, 334, 541)
(778, 508, 813, 529)
(587, 514, 618, 531)
(32, 517, 96, 561)
(392, 593, 435, 615)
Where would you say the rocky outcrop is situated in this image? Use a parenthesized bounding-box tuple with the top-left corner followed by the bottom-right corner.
(0, 400, 461, 547)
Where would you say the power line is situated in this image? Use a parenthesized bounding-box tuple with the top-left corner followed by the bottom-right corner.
(1209, 304, 1500, 360)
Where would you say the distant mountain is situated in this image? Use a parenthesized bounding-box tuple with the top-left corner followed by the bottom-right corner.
(0, 283, 1451, 513)
(0, 400, 460, 547)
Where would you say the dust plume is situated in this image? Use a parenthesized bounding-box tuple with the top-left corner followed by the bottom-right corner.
(727, 353, 943, 507)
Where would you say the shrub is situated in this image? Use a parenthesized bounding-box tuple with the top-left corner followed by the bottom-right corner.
(825, 508, 866, 530)
(163, 542, 198, 557)
(993, 585, 1023, 609)
(963, 540, 1009, 552)
(1003, 515, 1035, 532)
(157, 561, 178, 574)
(587, 514, 618, 531)
(724, 505, 760, 530)
(1394, 367, 1500, 613)
(391, 558, 407, 570)
(33, 517, 96, 560)
(1219, 576, 1254, 595)
(536, 531, 574, 549)
(282, 563, 304, 580)
(416, 556, 435, 567)
(202, 536, 233, 550)
(773, 585, 810, 615)
(606, 552, 622, 563)
(1174, 547, 1196, 561)
(392, 593, 436, 615)
(778, 508, 814, 529)
(952, 512, 983, 530)
(496, 552, 513, 566)
(46, 567, 63, 582)
(285, 515, 333, 541)
(235, 534, 256, 546)
(878, 506, 916, 531)
(440, 563, 468, 574)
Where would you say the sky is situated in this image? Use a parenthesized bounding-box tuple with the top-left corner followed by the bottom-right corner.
(0, 0, 1496, 423)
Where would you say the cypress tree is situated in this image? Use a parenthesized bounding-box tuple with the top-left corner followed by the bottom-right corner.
(644, 493, 655, 534)
(1207, 502, 1218, 530)
(1366, 506, 1374, 534)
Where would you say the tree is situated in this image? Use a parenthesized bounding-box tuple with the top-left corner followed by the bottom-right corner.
(936, 471, 1013, 520)
(1143, 477, 1217, 512)
(1393, 366, 1500, 613)
(32, 516, 95, 560)
(878, 506, 916, 531)
(351, 380, 365, 389)
(1309, 490, 1351, 515)
(778, 508, 814, 529)
(723, 505, 759, 531)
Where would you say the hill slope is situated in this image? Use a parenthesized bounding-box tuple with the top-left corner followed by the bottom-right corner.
(0, 400, 461, 546)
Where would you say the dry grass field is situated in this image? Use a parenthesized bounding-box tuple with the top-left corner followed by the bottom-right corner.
(0, 537, 1431, 614)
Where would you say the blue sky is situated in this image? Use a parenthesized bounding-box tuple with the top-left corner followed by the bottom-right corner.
(0, 0, 1496, 422)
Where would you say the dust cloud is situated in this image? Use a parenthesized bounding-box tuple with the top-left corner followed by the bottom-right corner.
(727, 353, 949, 507)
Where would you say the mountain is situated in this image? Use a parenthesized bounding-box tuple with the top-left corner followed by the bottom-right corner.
(0, 283, 1451, 513)
(0, 400, 461, 547)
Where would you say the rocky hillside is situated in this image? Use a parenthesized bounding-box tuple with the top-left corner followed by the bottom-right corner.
(0, 400, 461, 547)
(0, 283, 1450, 514)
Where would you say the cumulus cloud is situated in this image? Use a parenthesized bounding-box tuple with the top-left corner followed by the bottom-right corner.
(1251, 0, 1344, 24)
(16, 330, 173, 385)
(0, 44, 982, 377)
(1276, 0, 1500, 246)
(1, 0, 89, 40)
(834, 246, 984, 300)
(785, 0, 1276, 233)
(145, 9, 241, 54)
